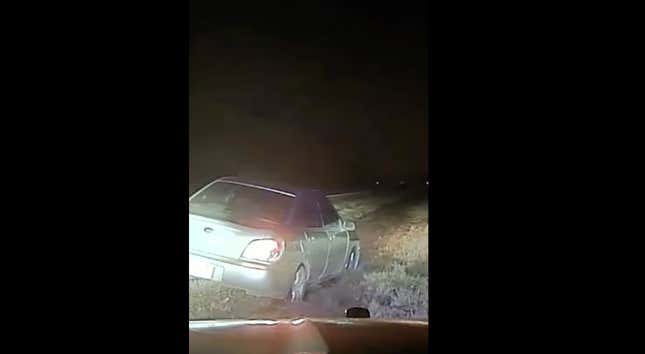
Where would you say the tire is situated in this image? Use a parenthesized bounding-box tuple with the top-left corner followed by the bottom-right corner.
(287, 265, 307, 303)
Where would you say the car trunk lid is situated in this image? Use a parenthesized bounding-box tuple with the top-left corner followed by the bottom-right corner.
(189, 214, 274, 260)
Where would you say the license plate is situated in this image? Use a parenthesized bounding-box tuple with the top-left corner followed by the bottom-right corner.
(189, 256, 223, 281)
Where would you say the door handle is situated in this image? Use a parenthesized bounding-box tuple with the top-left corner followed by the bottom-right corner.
(203, 227, 213, 233)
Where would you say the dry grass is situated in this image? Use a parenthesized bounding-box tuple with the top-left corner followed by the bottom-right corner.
(376, 223, 429, 275)
(332, 194, 402, 220)
(361, 201, 429, 319)
(359, 264, 428, 319)
(189, 280, 278, 320)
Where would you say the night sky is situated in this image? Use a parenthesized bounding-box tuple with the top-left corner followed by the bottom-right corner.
(189, 2, 428, 191)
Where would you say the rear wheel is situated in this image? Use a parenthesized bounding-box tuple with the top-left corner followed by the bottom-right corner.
(288, 265, 307, 303)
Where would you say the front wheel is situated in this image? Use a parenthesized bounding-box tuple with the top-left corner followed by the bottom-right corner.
(288, 265, 307, 303)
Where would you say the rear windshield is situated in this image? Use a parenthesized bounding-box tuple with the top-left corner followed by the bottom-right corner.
(189, 182, 294, 229)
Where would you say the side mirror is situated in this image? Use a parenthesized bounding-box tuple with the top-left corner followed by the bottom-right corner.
(343, 220, 356, 231)
(345, 307, 370, 318)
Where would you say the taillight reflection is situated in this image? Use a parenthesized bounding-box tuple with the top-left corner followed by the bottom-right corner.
(241, 239, 284, 262)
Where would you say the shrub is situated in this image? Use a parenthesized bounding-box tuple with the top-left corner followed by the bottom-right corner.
(360, 264, 428, 319)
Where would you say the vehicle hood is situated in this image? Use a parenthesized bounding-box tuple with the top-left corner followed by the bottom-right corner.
(189, 317, 429, 354)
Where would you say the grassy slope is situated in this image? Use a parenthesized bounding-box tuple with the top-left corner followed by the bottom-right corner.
(359, 202, 429, 319)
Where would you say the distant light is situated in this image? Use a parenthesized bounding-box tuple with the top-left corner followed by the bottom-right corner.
(375, 181, 380, 185)
(426, 181, 429, 185)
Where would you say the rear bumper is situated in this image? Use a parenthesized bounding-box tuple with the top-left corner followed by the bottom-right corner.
(189, 253, 292, 299)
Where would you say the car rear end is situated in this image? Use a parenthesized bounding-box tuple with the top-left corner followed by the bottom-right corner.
(189, 215, 301, 298)
(188, 180, 301, 298)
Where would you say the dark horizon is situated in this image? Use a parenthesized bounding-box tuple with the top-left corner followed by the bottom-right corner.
(189, 2, 428, 191)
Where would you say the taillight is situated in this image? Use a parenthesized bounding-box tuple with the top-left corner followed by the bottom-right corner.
(241, 239, 284, 262)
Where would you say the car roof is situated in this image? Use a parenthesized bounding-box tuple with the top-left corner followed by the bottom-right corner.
(215, 176, 324, 198)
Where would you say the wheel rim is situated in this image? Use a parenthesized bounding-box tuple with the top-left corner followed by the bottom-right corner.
(353, 250, 360, 269)
(346, 249, 356, 270)
(290, 267, 306, 302)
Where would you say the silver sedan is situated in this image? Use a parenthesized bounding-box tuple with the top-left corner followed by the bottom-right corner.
(189, 177, 360, 302)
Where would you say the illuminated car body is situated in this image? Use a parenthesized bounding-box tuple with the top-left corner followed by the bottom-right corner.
(189, 177, 360, 300)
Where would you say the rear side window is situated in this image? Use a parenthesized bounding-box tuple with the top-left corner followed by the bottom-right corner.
(189, 182, 294, 228)
(291, 196, 322, 228)
(319, 198, 340, 226)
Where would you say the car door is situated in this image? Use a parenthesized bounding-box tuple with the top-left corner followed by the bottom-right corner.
(303, 229, 329, 280)
(319, 198, 349, 276)
(292, 193, 330, 281)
